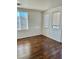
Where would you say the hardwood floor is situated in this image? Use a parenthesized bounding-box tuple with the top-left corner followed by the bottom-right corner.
(17, 35, 62, 59)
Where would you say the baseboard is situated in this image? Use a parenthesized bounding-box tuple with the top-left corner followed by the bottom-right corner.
(17, 34, 62, 44)
(42, 34, 62, 43)
(17, 34, 42, 39)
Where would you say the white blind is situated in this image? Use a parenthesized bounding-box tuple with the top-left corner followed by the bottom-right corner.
(17, 11, 28, 30)
(53, 12, 60, 25)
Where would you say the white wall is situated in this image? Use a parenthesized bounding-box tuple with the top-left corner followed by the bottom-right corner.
(17, 9, 42, 39)
(17, 7, 62, 42)
(42, 6, 62, 42)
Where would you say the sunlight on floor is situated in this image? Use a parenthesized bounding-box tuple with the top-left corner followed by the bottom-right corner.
(17, 43, 31, 59)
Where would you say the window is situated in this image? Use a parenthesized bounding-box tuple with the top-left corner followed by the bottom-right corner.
(17, 11, 28, 30)
(52, 12, 61, 29)
(52, 12, 60, 25)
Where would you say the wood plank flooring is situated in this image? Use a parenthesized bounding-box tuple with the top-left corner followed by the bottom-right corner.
(17, 35, 62, 59)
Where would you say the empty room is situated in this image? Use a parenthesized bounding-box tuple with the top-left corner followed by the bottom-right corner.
(17, 0, 62, 59)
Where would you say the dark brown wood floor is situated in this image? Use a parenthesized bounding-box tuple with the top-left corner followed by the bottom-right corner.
(17, 35, 62, 59)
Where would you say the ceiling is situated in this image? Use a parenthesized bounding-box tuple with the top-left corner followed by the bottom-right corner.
(18, 0, 62, 11)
